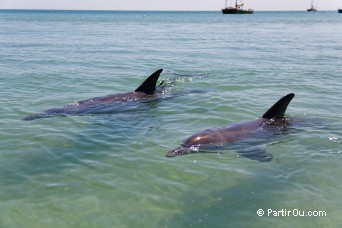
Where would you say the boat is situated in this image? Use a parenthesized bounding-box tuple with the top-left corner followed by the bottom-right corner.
(307, 1, 317, 12)
(338, 9, 342, 13)
(222, 0, 253, 14)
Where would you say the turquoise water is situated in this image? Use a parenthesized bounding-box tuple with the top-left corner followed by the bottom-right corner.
(1, 10, 342, 227)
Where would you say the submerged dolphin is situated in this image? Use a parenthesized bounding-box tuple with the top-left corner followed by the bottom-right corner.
(166, 93, 295, 161)
(23, 69, 164, 121)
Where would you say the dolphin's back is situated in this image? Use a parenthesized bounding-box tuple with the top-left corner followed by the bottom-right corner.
(22, 69, 164, 121)
(183, 118, 267, 147)
(166, 93, 295, 158)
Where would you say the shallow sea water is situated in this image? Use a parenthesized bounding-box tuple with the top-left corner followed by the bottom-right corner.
(0, 10, 342, 227)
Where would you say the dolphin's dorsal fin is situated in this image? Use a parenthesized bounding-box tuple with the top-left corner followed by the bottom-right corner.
(135, 69, 163, 95)
(262, 93, 295, 119)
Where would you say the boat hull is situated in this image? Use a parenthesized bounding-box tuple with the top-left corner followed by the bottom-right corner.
(222, 8, 253, 14)
(338, 9, 342, 13)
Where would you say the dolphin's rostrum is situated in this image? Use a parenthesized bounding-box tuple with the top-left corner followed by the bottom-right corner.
(166, 93, 295, 161)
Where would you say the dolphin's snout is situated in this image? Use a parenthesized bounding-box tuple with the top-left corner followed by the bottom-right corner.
(166, 147, 184, 157)
(165, 146, 199, 157)
(165, 150, 177, 157)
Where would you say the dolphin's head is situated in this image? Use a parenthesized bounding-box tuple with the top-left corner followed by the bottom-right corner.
(165, 145, 199, 157)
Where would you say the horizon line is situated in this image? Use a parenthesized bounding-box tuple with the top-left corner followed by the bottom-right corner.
(0, 8, 340, 12)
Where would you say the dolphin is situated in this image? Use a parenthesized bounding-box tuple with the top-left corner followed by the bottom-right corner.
(23, 69, 164, 121)
(166, 93, 295, 161)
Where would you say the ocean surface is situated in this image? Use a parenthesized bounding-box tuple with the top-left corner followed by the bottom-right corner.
(0, 10, 341, 227)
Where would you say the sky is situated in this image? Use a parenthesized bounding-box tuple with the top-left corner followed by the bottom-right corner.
(0, 0, 341, 11)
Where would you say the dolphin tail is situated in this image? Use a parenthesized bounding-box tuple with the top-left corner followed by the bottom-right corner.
(22, 113, 48, 121)
(135, 69, 163, 95)
(262, 93, 295, 119)
(23, 107, 67, 121)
